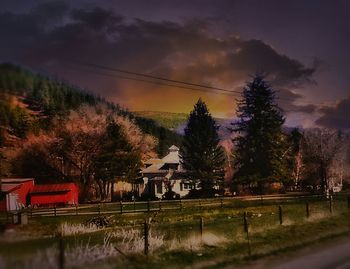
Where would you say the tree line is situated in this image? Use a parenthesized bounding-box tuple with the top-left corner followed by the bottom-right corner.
(1, 63, 348, 200)
(181, 75, 348, 197)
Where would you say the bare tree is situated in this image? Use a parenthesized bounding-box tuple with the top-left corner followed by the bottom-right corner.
(12, 107, 158, 201)
(302, 129, 345, 193)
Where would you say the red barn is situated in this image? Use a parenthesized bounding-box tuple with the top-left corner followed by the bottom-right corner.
(29, 183, 78, 207)
(0, 178, 34, 211)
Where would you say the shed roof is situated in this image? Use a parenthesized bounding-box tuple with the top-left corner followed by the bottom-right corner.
(1, 178, 34, 184)
(1, 183, 21, 193)
(30, 183, 76, 194)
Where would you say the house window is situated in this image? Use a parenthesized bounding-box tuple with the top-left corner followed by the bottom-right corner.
(156, 183, 163, 194)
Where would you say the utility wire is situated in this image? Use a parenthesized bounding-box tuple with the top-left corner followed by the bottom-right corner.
(67, 61, 330, 108)
(66, 64, 239, 97)
(70, 61, 241, 94)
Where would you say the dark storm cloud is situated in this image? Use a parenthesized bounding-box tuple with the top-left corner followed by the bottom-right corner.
(0, 3, 317, 113)
(227, 39, 316, 87)
(70, 7, 124, 30)
(32, 1, 69, 21)
(316, 97, 350, 130)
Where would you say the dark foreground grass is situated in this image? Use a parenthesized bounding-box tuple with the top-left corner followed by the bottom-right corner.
(120, 211, 350, 269)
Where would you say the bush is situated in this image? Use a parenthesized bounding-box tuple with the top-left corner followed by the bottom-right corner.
(185, 188, 219, 199)
(162, 190, 180, 200)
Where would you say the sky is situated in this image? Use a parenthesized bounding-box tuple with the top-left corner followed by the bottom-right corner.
(1, 0, 350, 130)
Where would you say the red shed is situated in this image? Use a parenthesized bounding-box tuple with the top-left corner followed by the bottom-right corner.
(0, 178, 34, 211)
(30, 183, 78, 207)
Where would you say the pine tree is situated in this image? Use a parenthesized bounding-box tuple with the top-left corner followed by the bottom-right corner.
(95, 117, 141, 200)
(233, 75, 289, 194)
(181, 99, 225, 196)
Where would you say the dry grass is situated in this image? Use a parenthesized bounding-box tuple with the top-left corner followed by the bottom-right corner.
(59, 222, 101, 236)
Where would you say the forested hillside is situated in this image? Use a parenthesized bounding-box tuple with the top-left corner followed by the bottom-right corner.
(0, 63, 182, 182)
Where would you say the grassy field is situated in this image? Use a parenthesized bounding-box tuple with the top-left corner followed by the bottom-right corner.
(0, 195, 349, 269)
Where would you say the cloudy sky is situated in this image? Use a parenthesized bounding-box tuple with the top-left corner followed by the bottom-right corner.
(1, 0, 349, 130)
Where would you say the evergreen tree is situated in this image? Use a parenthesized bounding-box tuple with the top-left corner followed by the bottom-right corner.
(95, 117, 141, 200)
(181, 99, 225, 196)
(233, 75, 289, 194)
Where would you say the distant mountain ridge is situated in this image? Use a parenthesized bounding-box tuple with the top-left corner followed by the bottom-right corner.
(133, 111, 188, 130)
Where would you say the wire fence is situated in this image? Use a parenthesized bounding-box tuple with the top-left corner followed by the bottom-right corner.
(3, 193, 342, 220)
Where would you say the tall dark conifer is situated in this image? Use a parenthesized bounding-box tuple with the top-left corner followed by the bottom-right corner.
(95, 117, 141, 200)
(233, 75, 289, 194)
(181, 99, 225, 195)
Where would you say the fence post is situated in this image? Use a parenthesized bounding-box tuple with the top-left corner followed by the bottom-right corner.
(75, 204, 78, 216)
(133, 200, 136, 212)
(58, 233, 65, 269)
(144, 218, 149, 255)
(120, 201, 123, 214)
(98, 203, 101, 215)
(220, 198, 224, 208)
(243, 212, 251, 256)
(180, 199, 183, 211)
(329, 196, 333, 214)
(306, 202, 310, 218)
(200, 217, 204, 240)
(147, 199, 150, 212)
(278, 205, 283, 225)
(54, 205, 57, 217)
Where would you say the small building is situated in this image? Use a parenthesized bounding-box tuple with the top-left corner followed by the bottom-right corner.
(0, 178, 34, 211)
(29, 183, 78, 207)
(141, 145, 196, 199)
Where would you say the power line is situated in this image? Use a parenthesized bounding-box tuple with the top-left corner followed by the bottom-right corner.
(70, 60, 242, 95)
(67, 61, 330, 108)
(66, 64, 239, 97)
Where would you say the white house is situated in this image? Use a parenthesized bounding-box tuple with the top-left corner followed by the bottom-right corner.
(141, 145, 197, 199)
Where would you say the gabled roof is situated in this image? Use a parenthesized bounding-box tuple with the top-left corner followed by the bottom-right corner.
(162, 150, 180, 164)
(144, 158, 163, 165)
(142, 145, 182, 174)
(169, 145, 179, 151)
(30, 183, 76, 194)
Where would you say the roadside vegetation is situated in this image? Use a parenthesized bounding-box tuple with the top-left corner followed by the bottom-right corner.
(1, 195, 349, 269)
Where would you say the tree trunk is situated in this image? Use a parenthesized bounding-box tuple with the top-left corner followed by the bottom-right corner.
(110, 181, 114, 202)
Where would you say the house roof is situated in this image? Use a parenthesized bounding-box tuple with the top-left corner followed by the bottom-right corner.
(169, 145, 179, 152)
(142, 163, 165, 173)
(142, 145, 183, 174)
(30, 183, 76, 194)
(162, 150, 180, 164)
(144, 158, 163, 165)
